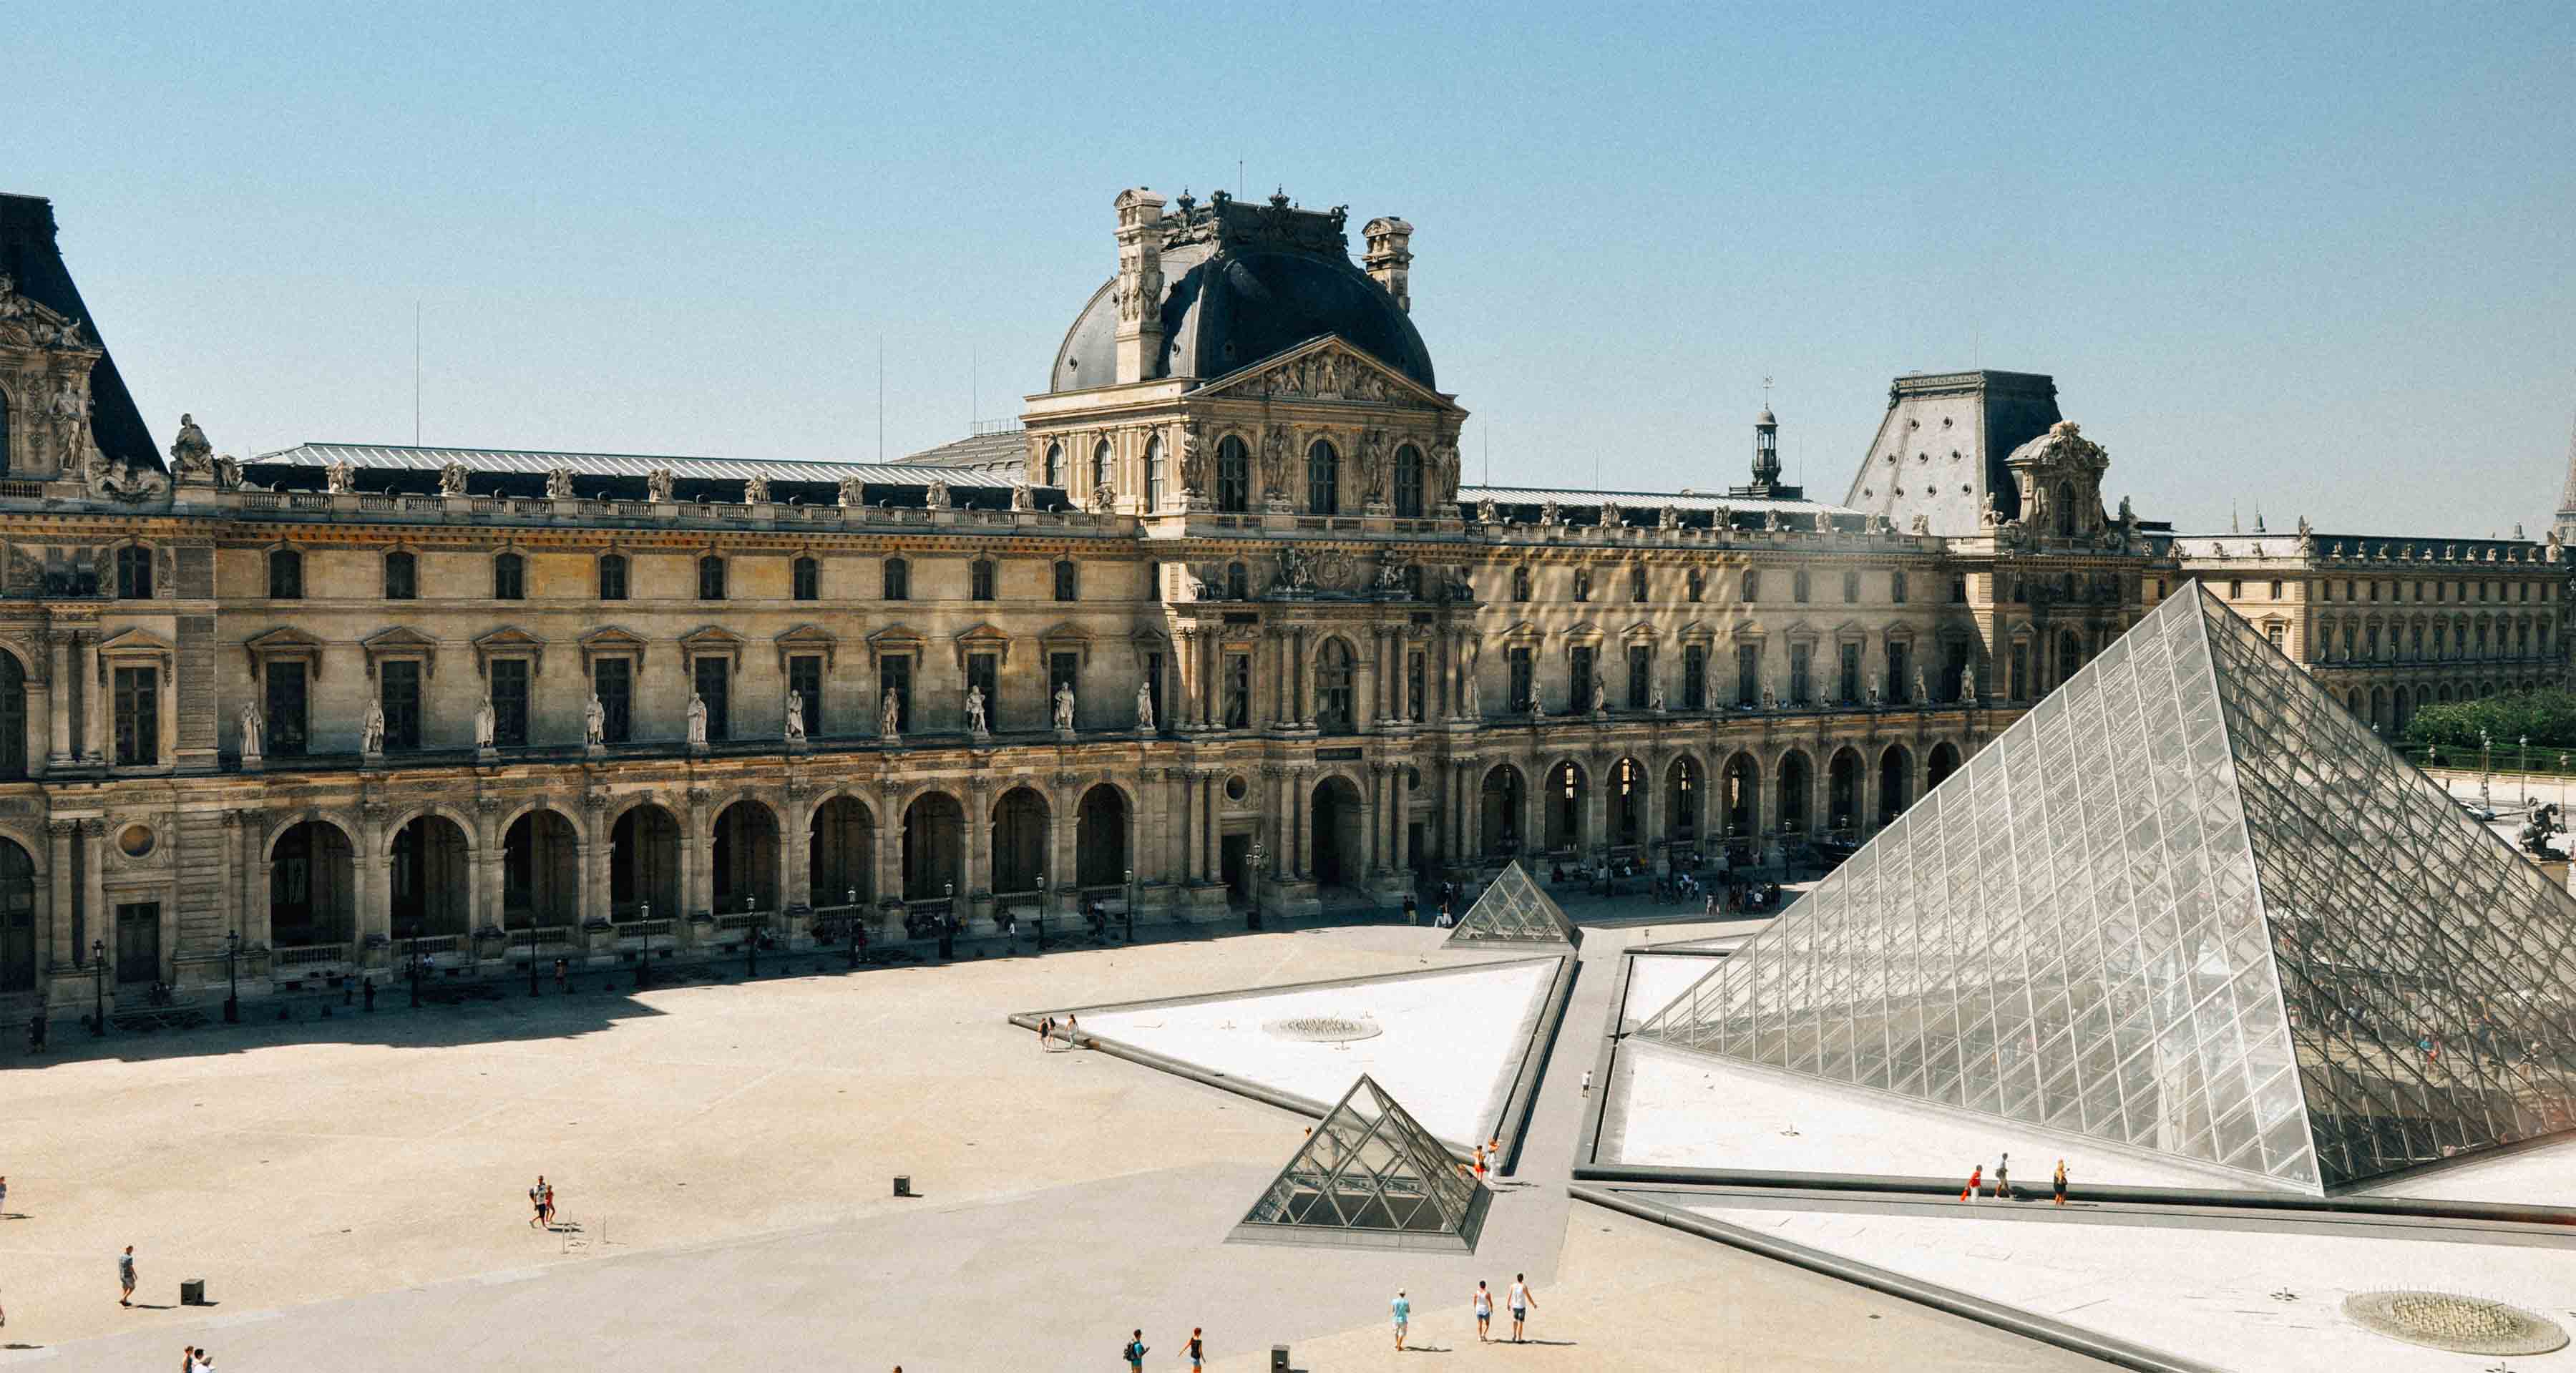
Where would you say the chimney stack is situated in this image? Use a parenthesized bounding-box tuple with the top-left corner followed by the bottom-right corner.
(1112, 187, 1167, 383)
(1362, 216, 1413, 313)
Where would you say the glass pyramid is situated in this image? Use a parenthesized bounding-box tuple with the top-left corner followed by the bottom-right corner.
(1448, 860, 1583, 947)
(1634, 584, 2576, 1193)
(1233, 1074, 1491, 1251)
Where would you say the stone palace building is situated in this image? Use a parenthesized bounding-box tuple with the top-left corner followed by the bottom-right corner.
(0, 185, 2562, 1023)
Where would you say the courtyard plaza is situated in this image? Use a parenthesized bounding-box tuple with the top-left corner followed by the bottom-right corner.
(0, 890, 2096, 1372)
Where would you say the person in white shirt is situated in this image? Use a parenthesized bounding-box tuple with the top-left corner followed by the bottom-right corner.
(1507, 1274, 1536, 1343)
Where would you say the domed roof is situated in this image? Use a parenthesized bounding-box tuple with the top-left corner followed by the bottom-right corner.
(1049, 195, 1434, 394)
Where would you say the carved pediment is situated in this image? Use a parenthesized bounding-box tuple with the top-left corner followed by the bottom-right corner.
(776, 622, 840, 672)
(579, 625, 648, 671)
(1196, 336, 1454, 410)
(244, 626, 327, 677)
(1496, 619, 1544, 645)
(98, 625, 177, 658)
(950, 622, 1010, 669)
(678, 624, 746, 670)
(1038, 620, 1093, 665)
(866, 622, 924, 664)
(360, 625, 441, 677)
(1620, 620, 1660, 643)
(1674, 620, 1716, 645)
(1560, 620, 1604, 643)
(473, 625, 547, 678)
(0, 273, 91, 353)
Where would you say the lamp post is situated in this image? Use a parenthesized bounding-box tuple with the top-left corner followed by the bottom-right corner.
(1123, 867, 1136, 944)
(2481, 728, 2494, 811)
(845, 887, 859, 969)
(90, 937, 106, 1036)
(635, 901, 651, 990)
(223, 929, 241, 1024)
(1246, 839, 1267, 931)
(1035, 874, 1048, 952)
(939, 882, 955, 960)
(746, 896, 759, 979)
(2523, 735, 2532, 810)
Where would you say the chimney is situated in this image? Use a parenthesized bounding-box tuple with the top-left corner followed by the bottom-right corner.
(1112, 188, 1166, 383)
(1362, 216, 1413, 313)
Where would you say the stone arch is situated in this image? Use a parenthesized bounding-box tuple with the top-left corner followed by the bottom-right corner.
(0, 833, 37, 993)
(809, 793, 876, 909)
(389, 812, 472, 942)
(1314, 635, 1359, 734)
(990, 785, 1050, 894)
(502, 806, 580, 930)
(1827, 746, 1863, 836)
(1775, 748, 1813, 836)
(269, 817, 358, 949)
(1075, 782, 1131, 889)
(1926, 740, 1963, 791)
(1878, 743, 1914, 826)
(0, 641, 29, 781)
(902, 790, 966, 901)
(1309, 771, 1366, 889)
(1480, 763, 1526, 859)
(1719, 751, 1760, 840)
(1664, 753, 1704, 844)
(608, 800, 684, 921)
(1543, 759, 1586, 853)
(711, 798, 782, 914)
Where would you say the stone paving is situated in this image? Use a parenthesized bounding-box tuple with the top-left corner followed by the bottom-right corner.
(0, 902, 2094, 1370)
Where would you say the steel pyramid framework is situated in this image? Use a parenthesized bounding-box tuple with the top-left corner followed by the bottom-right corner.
(1447, 859, 1583, 947)
(1231, 1074, 1491, 1251)
(1636, 585, 2576, 1193)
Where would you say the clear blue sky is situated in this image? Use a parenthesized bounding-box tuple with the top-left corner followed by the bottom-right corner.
(21, 1, 2572, 535)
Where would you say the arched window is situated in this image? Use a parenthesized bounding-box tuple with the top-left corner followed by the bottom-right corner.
(1317, 640, 1355, 734)
(793, 555, 819, 601)
(1843, 569, 1859, 602)
(882, 557, 909, 601)
(1043, 442, 1064, 488)
(1090, 439, 1111, 493)
(1571, 567, 1591, 602)
(1792, 570, 1810, 603)
(494, 552, 526, 600)
(0, 650, 24, 781)
(970, 559, 996, 602)
(1740, 569, 1760, 602)
(697, 554, 726, 600)
(1687, 567, 1704, 602)
(1225, 562, 1248, 600)
(1630, 565, 1648, 602)
(1306, 439, 1340, 514)
(2054, 482, 2075, 537)
(597, 553, 628, 601)
(383, 551, 416, 600)
(116, 544, 153, 600)
(1393, 444, 1425, 517)
(1144, 435, 1164, 512)
(1053, 560, 1078, 602)
(1216, 435, 1251, 512)
(1513, 565, 1532, 602)
(268, 549, 303, 600)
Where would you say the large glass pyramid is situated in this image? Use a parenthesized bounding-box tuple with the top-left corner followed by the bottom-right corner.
(1232, 1074, 1491, 1251)
(1448, 860, 1583, 947)
(1635, 584, 2576, 1192)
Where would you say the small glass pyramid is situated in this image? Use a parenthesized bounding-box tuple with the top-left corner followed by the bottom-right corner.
(1448, 860, 1583, 947)
(1635, 584, 2576, 1193)
(1233, 1074, 1491, 1251)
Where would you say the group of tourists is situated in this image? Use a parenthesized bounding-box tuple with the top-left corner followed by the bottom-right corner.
(1392, 1276, 1538, 1350)
(1958, 1153, 2070, 1206)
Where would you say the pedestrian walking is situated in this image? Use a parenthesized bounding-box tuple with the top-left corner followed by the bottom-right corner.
(1994, 1153, 2011, 1201)
(1472, 1143, 1487, 1178)
(1122, 1327, 1148, 1370)
(1581, 1068, 1594, 1096)
(1391, 1289, 1411, 1351)
(1959, 1163, 1983, 1203)
(1, 1173, 9, 1213)
(1182, 1326, 1204, 1370)
(194, 1349, 214, 1371)
(542, 1181, 556, 1227)
(182, 1346, 195, 1371)
(1473, 1279, 1493, 1342)
(2051, 1158, 2069, 1206)
(1038, 1015, 1054, 1047)
(119, 1244, 137, 1306)
(1508, 1274, 1536, 1343)
(554, 957, 570, 992)
(530, 1176, 547, 1228)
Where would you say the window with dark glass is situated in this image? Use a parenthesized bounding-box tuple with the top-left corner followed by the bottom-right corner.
(882, 557, 909, 600)
(693, 657, 730, 741)
(698, 555, 726, 601)
(1626, 645, 1650, 709)
(1951, 575, 1967, 603)
(1840, 642, 1862, 703)
(1887, 641, 1911, 704)
(1507, 647, 1534, 712)
(882, 655, 913, 733)
(789, 655, 823, 736)
(1572, 567, 1591, 603)
(1306, 440, 1339, 514)
(1513, 565, 1531, 602)
(268, 549, 303, 599)
(1569, 645, 1596, 713)
(1682, 645, 1708, 710)
(114, 666, 157, 766)
(1843, 570, 1859, 602)
(379, 660, 422, 751)
(1793, 570, 1810, 603)
(1216, 436, 1250, 512)
(1224, 653, 1250, 728)
(1790, 642, 1812, 705)
(971, 560, 995, 601)
(794, 557, 819, 602)
(966, 653, 999, 731)
(384, 551, 416, 600)
(117, 545, 152, 600)
(2010, 641, 2030, 700)
(1393, 444, 1424, 517)
(1891, 571, 1908, 605)
(494, 552, 525, 600)
(1631, 566, 1648, 602)
(597, 554, 628, 600)
(0, 655, 23, 780)
(1145, 436, 1163, 512)
(1736, 643, 1760, 706)
(265, 661, 307, 757)
(1089, 439, 1110, 492)
(489, 658, 530, 747)
(1225, 561, 1247, 600)
(1053, 560, 1078, 602)
(594, 658, 633, 744)
(1740, 570, 1760, 602)
(1043, 442, 1064, 488)
(1316, 640, 1355, 733)
(1687, 567, 1704, 602)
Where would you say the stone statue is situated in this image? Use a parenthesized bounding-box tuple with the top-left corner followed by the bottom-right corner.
(1714, 504, 1735, 531)
(238, 700, 264, 762)
(474, 697, 497, 748)
(547, 467, 575, 499)
(1600, 500, 1622, 528)
(1589, 671, 1608, 714)
(1868, 675, 1883, 708)
(1430, 436, 1461, 505)
(1869, 513, 1893, 534)
(1010, 482, 1033, 512)
(439, 462, 469, 497)
(1258, 423, 1291, 494)
(1762, 685, 1776, 711)
(1375, 554, 1409, 593)
(1650, 680, 1667, 712)
(1961, 663, 1978, 702)
(1659, 504, 1679, 529)
(925, 477, 951, 510)
(1529, 692, 1546, 720)
(1091, 480, 1116, 513)
(965, 683, 988, 736)
(784, 690, 806, 743)
(839, 476, 866, 508)
(325, 459, 356, 494)
(361, 698, 387, 756)
(743, 475, 771, 504)
(645, 468, 675, 502)
(52, 316, 85, 350)
(1916, 667, 1930, 705)
(1135, 680, 1155, 732)
(2117, 494, 2135, 527)
(1053, 682, 1076, 732)
(1908, 512, 1930, 535)
(1476, 497, 1499, 524)
(1767, 507, 1790, 532)
(685, 692, 709, 746)
(2297, 514, 2313, 537)
(1464, 658, 1481, 716)
(1355, 429, 1387, 504)
(1980, 492, 2000, 527)
(168, 412, 214, 479)
(879, 688, 902, 738)
(1276, 545, 1314, 594)
(1540, 499, 1561, 527)
(585, 693, 607, 746)
(1177, 421, 1206, 493)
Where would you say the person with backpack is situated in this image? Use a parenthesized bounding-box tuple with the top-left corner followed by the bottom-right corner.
(1122, 1328, 1148, 1369)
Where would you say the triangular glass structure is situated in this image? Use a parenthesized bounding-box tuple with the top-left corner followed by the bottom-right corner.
(1636, 584, 2576, 1193)
(1231, 1074, 1491, 1251)
(1447, 860, 1582, 947)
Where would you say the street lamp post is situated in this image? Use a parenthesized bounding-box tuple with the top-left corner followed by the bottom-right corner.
(1246, 839, 1267, 931)
(223, 930, 241, 1024)
(2481, 728, 2494, 811)
(939, 882, 955, 960)
(1035, 874, 1048, 952)
(636, 901, 652, 990)
(90, 938, 106, 1036)
(1123, 867, 1136, 943)
(746, 896, 759, 979)
(845, 887, 859, 969)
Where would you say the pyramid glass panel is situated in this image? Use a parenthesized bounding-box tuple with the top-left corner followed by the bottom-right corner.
(1446, 860, 1582, 947)
(1634, 585, 2576, 1192)
(1233, 1074, 1491, 1251)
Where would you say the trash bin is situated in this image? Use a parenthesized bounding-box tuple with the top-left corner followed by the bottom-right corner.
(1270, 1345, 1289, 1371)
(180, 1278, 207, 1306)
(893, 1175, 912, 1198)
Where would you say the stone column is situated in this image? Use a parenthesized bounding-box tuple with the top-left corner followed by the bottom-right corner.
(355, 808, 390, 966)
(784, 796, 813, 909)
(683, 788, 713, 939)
(575, 840, 605, 929)
(1173, 769, 1194, 886)
(45, 819, 74, 971)
(79, 819, 108, 1003)
(38, 628, 65, 771)
(1458, 761, 1478, 862)
(84, 634, 107, 764)
(1391, 770, 1412, 879)
(238, 811, 270, 951)
(1292, 767, 1313, 877)
(963, 779, 990, 901)
(1200, 770, 1220, 883)
(1644, 762, 1667, 869)
(879, 798, 907, 925)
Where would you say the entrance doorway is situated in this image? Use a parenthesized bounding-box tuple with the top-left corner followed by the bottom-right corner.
(115, 902, 160, 984)
(1311, 776, 1365, 890)
(1221, 832, 1249, 903)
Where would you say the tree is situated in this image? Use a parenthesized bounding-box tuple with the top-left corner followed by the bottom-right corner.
(2401, 690, 2576, 756)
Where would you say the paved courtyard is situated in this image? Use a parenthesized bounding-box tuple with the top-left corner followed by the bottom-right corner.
(0, 907, 2096, 1371)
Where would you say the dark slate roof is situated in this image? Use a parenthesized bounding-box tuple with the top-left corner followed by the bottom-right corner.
(1458, 482, 1860, 531)
(1, 194, 157, 467)
(248, 443, 1055, 507)
(904, 429, 1028, 471)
